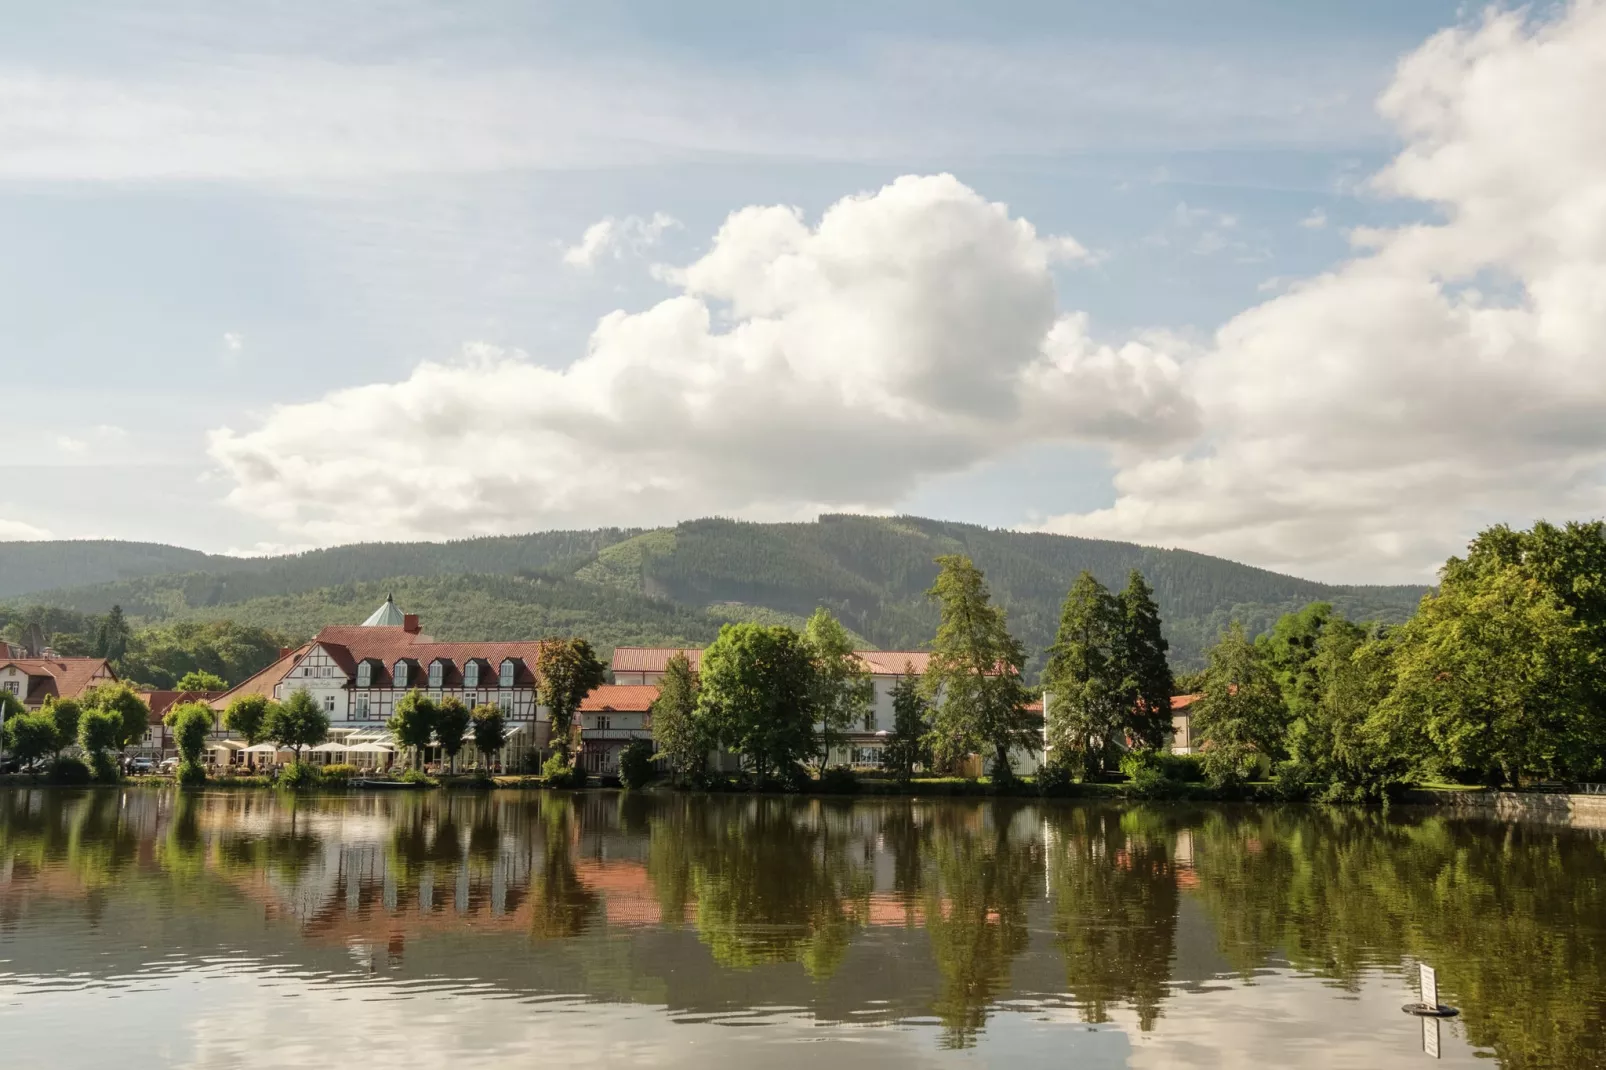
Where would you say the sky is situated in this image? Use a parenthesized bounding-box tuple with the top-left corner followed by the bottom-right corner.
(3, 0, 1603, 583)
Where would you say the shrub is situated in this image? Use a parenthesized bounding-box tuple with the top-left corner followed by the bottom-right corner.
(47, 756, 92, 785)
(399, 768, 436, 786)
(454, 768, 496, 789)
(618, 740, 656, 790)
(280, 762, 322, 789)
(817, 765, 860, 794)
(320, 763, 357, 785)
(1160, 753, 1205, 783)
(1126, 765, 1183, 799)
(542, 753, 585, 789)
(1036, 760, 1078, 796)
(177, 761, 208, 786)
(1119, 748, 1163, 778)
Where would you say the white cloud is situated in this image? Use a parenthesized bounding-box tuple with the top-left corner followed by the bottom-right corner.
(209, 174, 1195, 544)
(0, 517, 52, 541)
(56, 435, 88, 455)
(1299, 208, 1329, 229)
(224, 331, 244, 352)
(562, 212, 679, 269)
(1042, 2, 1606, 581)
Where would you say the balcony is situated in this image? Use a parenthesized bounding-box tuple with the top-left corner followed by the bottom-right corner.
(581, 727, 652, 743)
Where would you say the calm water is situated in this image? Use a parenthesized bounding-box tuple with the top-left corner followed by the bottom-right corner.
(1, 789, 1602, 1069)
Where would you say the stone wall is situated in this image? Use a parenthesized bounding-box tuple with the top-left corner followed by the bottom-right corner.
(1406, 789, 1606, 830)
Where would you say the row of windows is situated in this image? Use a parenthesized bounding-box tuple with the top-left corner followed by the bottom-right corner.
(357, 657, 522, 689)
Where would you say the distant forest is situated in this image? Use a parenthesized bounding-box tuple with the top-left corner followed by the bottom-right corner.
(0, 515, 1429, 678)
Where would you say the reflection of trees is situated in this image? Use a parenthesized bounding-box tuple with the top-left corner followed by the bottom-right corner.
(1191, 808, 1606, 1070)
(530, 794, 598, 939)
(646, 797, 873, 977)
(1046, 806, 1177, 1029)
(922, 802, 1040, 1048)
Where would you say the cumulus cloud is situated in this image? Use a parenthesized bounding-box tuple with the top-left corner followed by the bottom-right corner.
(209, 174, 1195, 544)
(1299, 208, 1328, 229)
(0, 518, 52, 541)
(224, 331, 244, 352)
(1042, 2, 1606, 581)
(562, 212, 679, 269)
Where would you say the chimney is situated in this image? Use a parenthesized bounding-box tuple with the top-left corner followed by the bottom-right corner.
(279, 647, 291, 658)
(403, 614, 421, 635)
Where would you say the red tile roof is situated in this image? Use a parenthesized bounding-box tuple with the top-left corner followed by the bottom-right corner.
(579, 684, 659, 713)
(853, 651, 932, 675)
(0, 657, 116, 707)
(209, 645, 311, 709)
(1172, 693, 1203, 710)
(609, 647, 703, 673)
(137, 690, 226, 724)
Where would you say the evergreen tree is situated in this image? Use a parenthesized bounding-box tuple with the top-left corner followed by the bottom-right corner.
(1042, 571, 1123, 776)
(1114, 570, 1175, 750)
(650, 652, 705, 782)
(1191, 623, 1287, 787)
(697, 623, 817, 782)
(537, 638, 608, 761)
(435, 696, 472, 772)
(94, 604, 132, 665)
(388, 690, 439, 769)
(802, 607, 873, 769)
(881, 664, 930, 781)
(922, 555, 1034, 781)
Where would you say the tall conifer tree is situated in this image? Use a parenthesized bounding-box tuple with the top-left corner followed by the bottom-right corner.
(1114, 570, 1175, 750)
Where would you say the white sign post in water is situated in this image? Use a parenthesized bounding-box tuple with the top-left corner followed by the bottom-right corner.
(1420, 964, 1441, 1058)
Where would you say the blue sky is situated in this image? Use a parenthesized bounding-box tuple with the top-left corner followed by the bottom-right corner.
(7, 0, 1600, 583)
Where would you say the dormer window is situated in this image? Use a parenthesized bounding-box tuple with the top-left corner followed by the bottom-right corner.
(356, 661, 372, 688)
(464, 660, 480, 688)
(428, 659, 445, 688)
(394, 660, 409, 688)
(499, 658, 517, 687)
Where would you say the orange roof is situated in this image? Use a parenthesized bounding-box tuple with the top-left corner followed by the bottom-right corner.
(209, 645, 310, 709)
(609, 647, 703, 673)
(0, 657, 115, 706)
(852, 651, 932, 675)
(308, 626, 550, 688)
(138, 690, 225, 723)
(1172, 693, 1202, 710)
(580, 684, 659, 712)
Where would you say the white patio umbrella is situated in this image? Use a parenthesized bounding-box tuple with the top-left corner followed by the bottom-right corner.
(311, 742, 350, 753)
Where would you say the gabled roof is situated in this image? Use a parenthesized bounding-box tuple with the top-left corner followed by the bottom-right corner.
(0, 657, 115, 706)
(1171, 693, 1203, 710)
(138, 690, 225, 724)
(852, 651, 932, 675)
(610, 647, 703, 673)
(580, 684, 659, 713)
(210, 645, 311, 709)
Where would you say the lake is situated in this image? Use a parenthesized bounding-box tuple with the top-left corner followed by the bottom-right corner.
(1, 788, 1601, 1069)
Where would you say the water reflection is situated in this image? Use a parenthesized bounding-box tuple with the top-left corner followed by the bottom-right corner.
(2, 788, 1602, 1069)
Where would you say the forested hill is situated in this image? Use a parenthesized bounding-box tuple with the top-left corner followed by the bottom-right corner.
(1, 516, 1430, 671)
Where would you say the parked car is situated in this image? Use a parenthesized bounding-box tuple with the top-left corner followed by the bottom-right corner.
(159, 757, 180, 775)
(129, 757, 158, 775)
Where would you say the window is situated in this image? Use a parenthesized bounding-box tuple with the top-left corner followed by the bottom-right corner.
(356, 696, 370, 719)
(863, 711, 875, 732)
(499, 658, 517, 687)
(498, 696, 514, 717)
(428, 660, 445, 688)
(394, 661, 409, 688)
(464, 661, 480, 688)
(1, 680, 18, 696)
(594, 714, 611, 731)
(324, 695, 336, 714)
(356, 661, 372, 687)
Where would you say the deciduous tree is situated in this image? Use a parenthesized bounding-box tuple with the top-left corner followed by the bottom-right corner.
(537, 639, 607, 761)
(223, 693, 273, 745)
(802, 608, 873, 770)
(650, 652, 705, 782)
(266, 688, 330, 764)
(175, 670, 228, 692)
(471, 704, 507, 772)
(435, 696, 472, 773)
(697, 623, 817, 783)
(881, 665, 930, 782)
(388, 689, 439, 770)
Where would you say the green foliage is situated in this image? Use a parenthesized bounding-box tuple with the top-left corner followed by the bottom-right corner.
(177, 761, 207, 785)
(94, 604, 132, 664)
(77, 707, 121, 781)
(470, 703, 507, 768)
(881, 667, 930, 781)
(399, 768, 435, 785)
(1118, 750, 1185, 799)
(817, 766, 860, 794)
(618, 739, 656, 789)
(435, 696, 472, 770)
(650, 652, 705, 781)
(174, 670, 229, 692)
(4, 710, 61, 767)
(922, 556, 1034, 780)
(223, 693, 272, 744)
(1035, 760, 1077, 796)
(164, 701, 216, 768)
(537, 638, 608, 758)
(1043, 571, 1124, 776)
(47, 755, 92, 784)
(542, 752, 585, 788)
(319, 763, 357, 785)
(387, 690, 438, 767)
(279, 762, 322, 789)
(1192, 622, 1287, 787)
(43, 697, 81, 755)
(803, 607, 874, 768)
(697, 622, 818, 782)
(81, 681, 152, 751)
(265, 688, 329, 760)
(1114, 571, 1175, 749)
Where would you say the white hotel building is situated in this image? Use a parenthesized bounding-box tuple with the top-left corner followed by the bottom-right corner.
(212, 597, 552, 765)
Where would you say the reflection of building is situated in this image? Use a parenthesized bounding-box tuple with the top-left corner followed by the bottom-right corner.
(609, 646, 1044, 774)
(0, 656, 115, 709)
(210, 597, 552, 764)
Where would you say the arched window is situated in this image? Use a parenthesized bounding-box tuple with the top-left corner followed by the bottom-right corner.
(499, 658, 517, 687)
(356, 661, 372, 688)
(428, 660, 445, 688)
(394, 660, 409, 688)
(464, 660, 480, 688)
